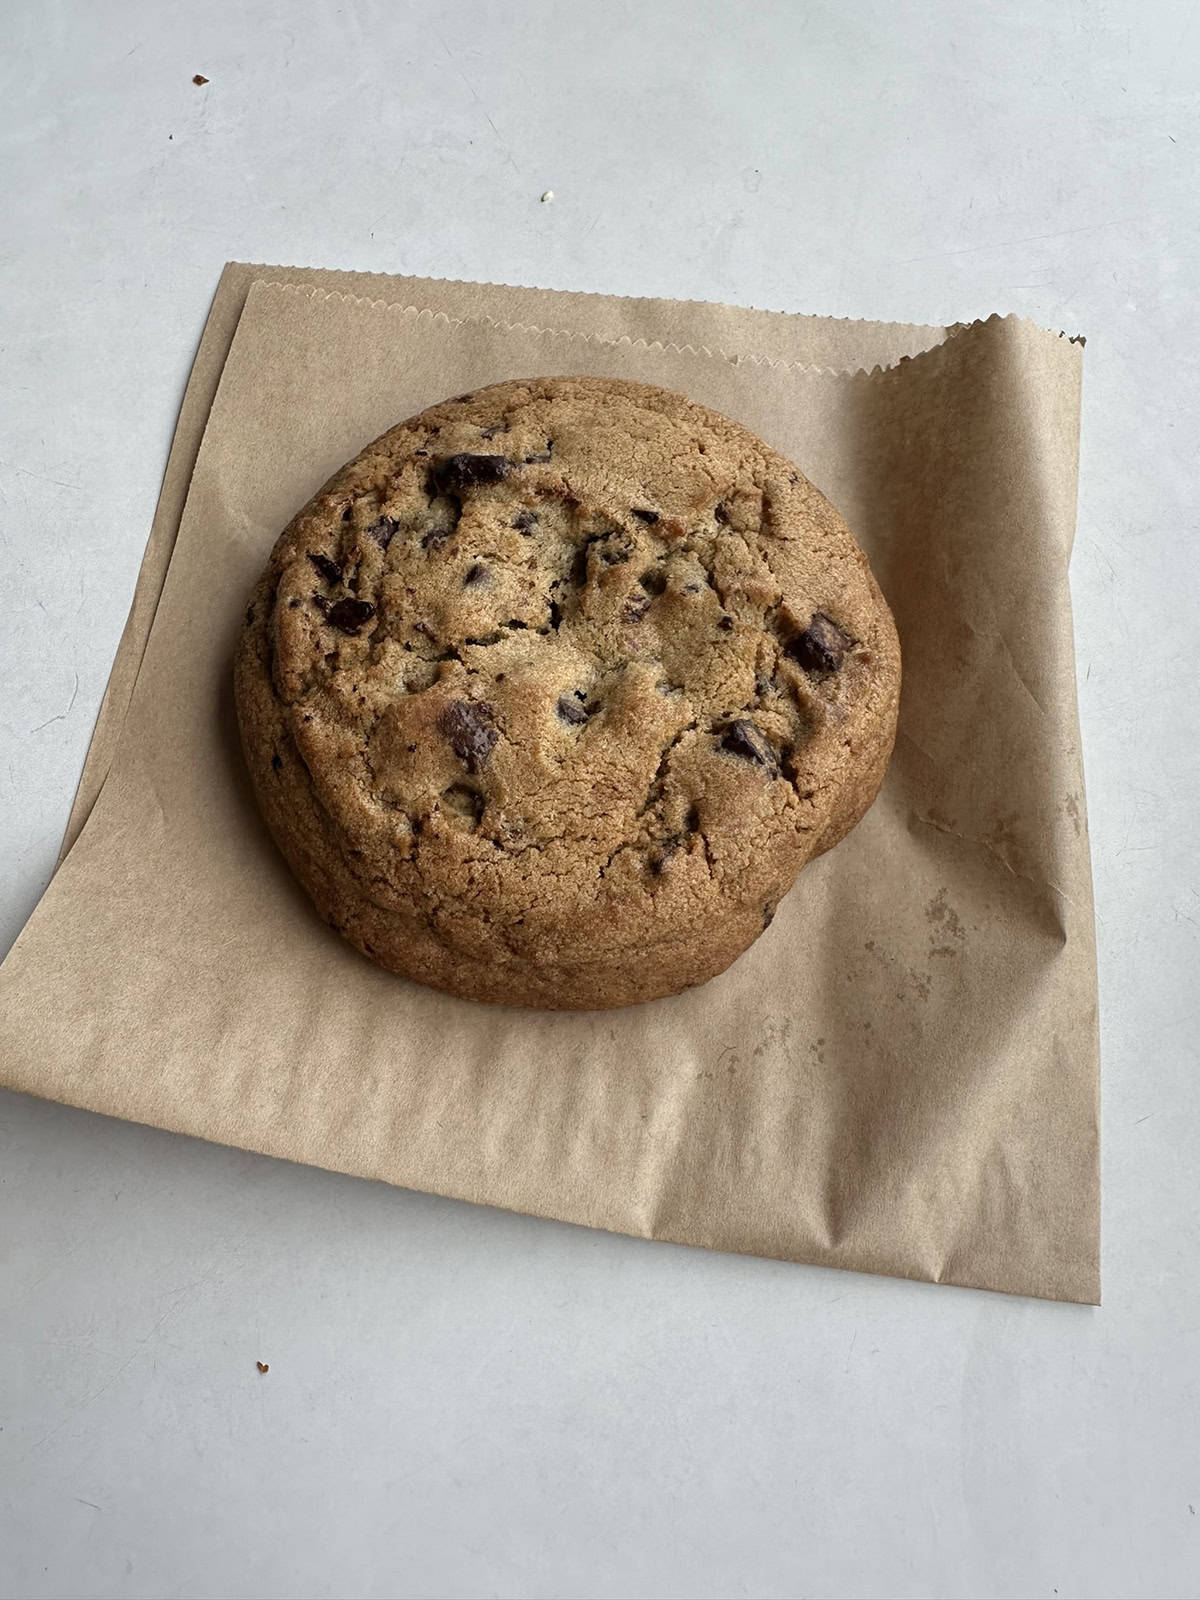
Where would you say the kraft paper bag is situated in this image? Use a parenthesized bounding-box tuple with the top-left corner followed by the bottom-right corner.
(1, 272, 1098, 1301)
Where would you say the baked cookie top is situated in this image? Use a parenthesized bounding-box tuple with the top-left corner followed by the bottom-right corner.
(238, 377, 900, 983)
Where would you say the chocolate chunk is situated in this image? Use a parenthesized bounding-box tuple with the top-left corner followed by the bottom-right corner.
(367, 517, 399, 550)
(512, 509, 538, 533)
(548, 600, 563, 629)
(714, 501, 731, 526)
(720, 719, 777, 771)
(717, 615, 734, 632)
(308, 551, 343, 584)
(556, 695, 589, 726)
(430, 454, 511, 495)
(789, 611, 850, 674)
(463, 562, 489, 587)
(623, 593, 651, 623)
(438, 699, 498, 772)
(192, 73, 208, 85)
(523, 440, 553, 464)
(632, 507, 659, 524)
(271, 753, 282, 772)
(324, 597, 375, 635)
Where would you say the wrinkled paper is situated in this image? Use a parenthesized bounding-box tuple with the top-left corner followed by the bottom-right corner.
(0, 266, 1098, 1301)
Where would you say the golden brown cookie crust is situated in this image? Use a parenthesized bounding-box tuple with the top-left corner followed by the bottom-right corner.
(234, 377, 900, 1009)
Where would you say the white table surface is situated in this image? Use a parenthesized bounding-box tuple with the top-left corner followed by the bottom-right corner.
(2, 3, 1197, 1597)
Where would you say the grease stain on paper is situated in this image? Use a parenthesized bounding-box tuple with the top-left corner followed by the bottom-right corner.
(926, 886, 967, 958)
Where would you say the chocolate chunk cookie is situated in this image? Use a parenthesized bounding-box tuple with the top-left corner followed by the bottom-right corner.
(234, 377, 901, 1009)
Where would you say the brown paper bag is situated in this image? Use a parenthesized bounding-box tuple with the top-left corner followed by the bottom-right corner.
(2, 275, 1098, 1301)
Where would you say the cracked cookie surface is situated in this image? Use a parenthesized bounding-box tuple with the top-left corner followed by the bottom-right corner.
(234, 377, 901, 1009)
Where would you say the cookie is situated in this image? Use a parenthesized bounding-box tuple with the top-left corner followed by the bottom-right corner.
(234, 377, 900, 1009)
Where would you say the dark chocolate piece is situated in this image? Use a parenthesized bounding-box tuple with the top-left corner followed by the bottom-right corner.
(308, 552, 343, 584)
(438, 700, 498, 771)
(720, 719, 777, 771)
(367, 517, 399, 550)
(789, 611, 851, 675)
(430, 454, 511, 495)
(556, 695, 589, 726)
(324, 597, 375, 635)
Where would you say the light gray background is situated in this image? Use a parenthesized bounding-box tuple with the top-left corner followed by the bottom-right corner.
(1, 3, 1196, 1598)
